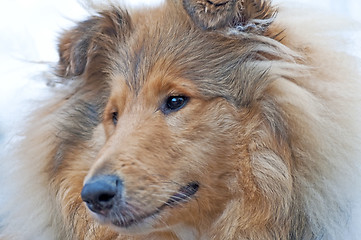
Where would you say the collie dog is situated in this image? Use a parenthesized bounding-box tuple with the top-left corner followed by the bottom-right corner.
(1, 0, 361, 239)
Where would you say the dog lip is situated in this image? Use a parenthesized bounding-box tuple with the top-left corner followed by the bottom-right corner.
(111, 207, 161, 228)
(111, 181, 199, 228)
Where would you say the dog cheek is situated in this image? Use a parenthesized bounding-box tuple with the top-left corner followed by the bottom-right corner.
(232, 107, 293, 228)
(172, 101, 239, 179)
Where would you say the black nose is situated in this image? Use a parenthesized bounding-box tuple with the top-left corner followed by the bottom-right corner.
(81, 175, 123, 215)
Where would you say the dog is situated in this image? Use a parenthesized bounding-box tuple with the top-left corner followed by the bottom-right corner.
(1, 0, 361, 239)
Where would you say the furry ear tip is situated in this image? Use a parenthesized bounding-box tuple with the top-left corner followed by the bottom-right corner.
(56, 40, 88, 78)
(183, 0, 237, 30)
(183, 0, 276, 33)
(237, 0, 277, 33)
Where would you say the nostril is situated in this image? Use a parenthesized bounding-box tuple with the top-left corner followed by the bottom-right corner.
(81, 175, 123, 214)
(115, 178, 122, 187)
(98, 192, 115, 203)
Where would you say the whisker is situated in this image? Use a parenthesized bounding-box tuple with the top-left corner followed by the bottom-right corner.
(114, 209, 126, 226)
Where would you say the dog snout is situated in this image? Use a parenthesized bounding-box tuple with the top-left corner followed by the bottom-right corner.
(81, 175, 123, 215)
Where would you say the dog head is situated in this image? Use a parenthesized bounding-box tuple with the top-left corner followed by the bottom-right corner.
(55, 0, 295, 237)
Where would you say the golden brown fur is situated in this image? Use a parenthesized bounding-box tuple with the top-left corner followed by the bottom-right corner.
(1, 0, 361, 239)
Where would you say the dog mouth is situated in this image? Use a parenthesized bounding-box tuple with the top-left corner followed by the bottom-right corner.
(110, 181, 200, 228)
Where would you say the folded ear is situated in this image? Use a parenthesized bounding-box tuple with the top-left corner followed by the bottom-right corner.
(57, 8, 131, 78)
(182, 0, 276, 32)
(57, 19, 97, 77)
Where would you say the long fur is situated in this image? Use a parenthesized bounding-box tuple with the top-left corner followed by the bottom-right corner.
(1, 0, 361, 239)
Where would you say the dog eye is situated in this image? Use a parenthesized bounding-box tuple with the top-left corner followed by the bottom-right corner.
(112, 112, 118, 125)
(162, 96, 189, 114)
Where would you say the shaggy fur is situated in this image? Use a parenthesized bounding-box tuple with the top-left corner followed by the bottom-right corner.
(1, 0, 361, 239)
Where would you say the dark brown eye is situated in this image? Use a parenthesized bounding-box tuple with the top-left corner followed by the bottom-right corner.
(161, 96, 189, 114)
(112, 112, 118, 125)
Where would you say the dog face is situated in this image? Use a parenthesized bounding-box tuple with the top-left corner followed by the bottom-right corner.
(76, 15, 244, 233)
(54, 0, 293, 237)
(83, 73, 239, 233)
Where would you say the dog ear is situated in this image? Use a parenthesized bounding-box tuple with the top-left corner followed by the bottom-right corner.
(57, 8, 131, 78)
(57, 19, 96, 77)
(182, 0, 276, 32)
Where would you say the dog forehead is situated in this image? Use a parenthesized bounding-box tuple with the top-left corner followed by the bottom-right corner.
(113, 22, 236, 99)
(119, 24, 200, 90)
(103, 4, 272, 107)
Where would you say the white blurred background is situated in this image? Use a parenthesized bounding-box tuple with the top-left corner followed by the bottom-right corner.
(0, 0, 360, 238)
